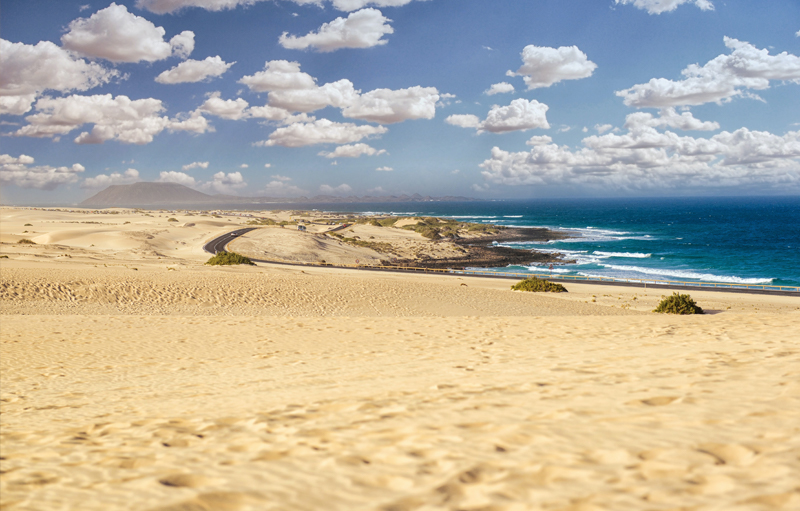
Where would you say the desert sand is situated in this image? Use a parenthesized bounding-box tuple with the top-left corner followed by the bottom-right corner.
(1, 207, 799, 511)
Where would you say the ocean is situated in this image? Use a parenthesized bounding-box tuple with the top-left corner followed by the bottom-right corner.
(267, 195, 800, 289)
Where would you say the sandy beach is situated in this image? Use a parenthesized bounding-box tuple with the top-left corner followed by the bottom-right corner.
(2, 207, 799, 510)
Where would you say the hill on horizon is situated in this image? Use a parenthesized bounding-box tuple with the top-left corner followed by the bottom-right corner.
(80, 182, 479, 207)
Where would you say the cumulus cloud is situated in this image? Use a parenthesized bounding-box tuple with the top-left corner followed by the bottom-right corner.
(268, 79, 359, 113)
(182, 161, 209, 170)
(445, 114, 481, 129)
(0, 154, 85, 190)
(375, 166, 393, 171)
(200, 171, 247, 194)
(318, 143, 386, 158)
(239, 60, 318, 92)
(198, 92, 250, 120)
(155, 56, 234, 84)
(240, 164, 249, 168)
(0, 39, 118, 115)
(319, 183, 353, 194)
(82, 168, 140, 188)
(136, 0, 421, 13)
(13, 94, 212, 144)
(624, 107, 720, 131)
(616, 37, 800, 108)
(614, 0, 713, 15)
(271, 174, 290, 180)
(257, 118, 387, 147)
(342, 86, 439, 123)
(526, 135, 553, 146)
(479, 121, 800, 190)
(507, 44, 597, 90)
(447, 99, 550, 134)
(61, 3, 194, 63)
(484, 82, 515, 96)
(595, 124, 614, 134)
(263, 177, 305, 197)
(279, 8, 393, 52)
(157, 170, 197, 187)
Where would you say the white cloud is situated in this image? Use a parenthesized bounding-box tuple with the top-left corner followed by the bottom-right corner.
(279, 8, 393, 52)
(446, 99, 550, 133)
(136, 0, 422, 13)
(507, 44, 597, 90)
(201, 171, 247, 194)
(445, 114, 481, 129)
(263, 178, 305, 197)
(265, 164, 273, 169)
(450, 169, 460, 174)
(239, 60, 318, 92)
(271, 174, 290, 180)
(319, 183, 353, 194)
(616, 37, 800, 108)
(12, 94, 211, 144)
(157, 170, 196, 187)
(61, 3, 194, 63)
(198, 92, 250, 120)
(796, 29, 800, 37)
(342, 86, 438, 123)
(240, 164, 249, 168)
(0, 154, 85, 190)
(0, 39, 118, 116)
(479, 122, 800, 190)
(484, 82, 515, 96)
(318, 143, 386, 158)
(614, 0, 713, 15)
(375, 166, 393, 171)
(595, 124, 614, 134)
(624, 107, 720, 131)
(182, 161, 209, 170)
(526, 135, 553, 146)
(268, 79, 359, 113)
(258, 118, 387, 147)
(476, 99, 551, 134)
(155, 56, 234, 84)
(82, 168, 140, 188)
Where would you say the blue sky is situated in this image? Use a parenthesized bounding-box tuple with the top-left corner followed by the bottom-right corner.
(1, 0, 799, 204)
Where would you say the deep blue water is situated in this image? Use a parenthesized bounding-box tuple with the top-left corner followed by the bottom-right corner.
(264, 196, 800, 289)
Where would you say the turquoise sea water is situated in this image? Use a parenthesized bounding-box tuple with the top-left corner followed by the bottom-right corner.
(274, 196, 799, 289)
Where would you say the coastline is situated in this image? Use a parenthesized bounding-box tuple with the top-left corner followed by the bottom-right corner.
(2, 206, 800, 510)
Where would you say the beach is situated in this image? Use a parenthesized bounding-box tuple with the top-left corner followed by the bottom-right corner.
(2, 207, 799, 510)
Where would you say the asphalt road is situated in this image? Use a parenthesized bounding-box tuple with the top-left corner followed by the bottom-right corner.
(201, 228, 799, 296)
(202, 228, 257, 254)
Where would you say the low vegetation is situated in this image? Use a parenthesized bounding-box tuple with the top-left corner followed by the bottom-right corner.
(17, 238, 36, 245)
(653, 293, 703, 314)
(328, 232, 395, 254)
(24, 223, 32, 226)
(511, 276, 567, 293)
(205, 251, 255, 266)
(167, 218, 178, 222)
(247, 217, 278, 226)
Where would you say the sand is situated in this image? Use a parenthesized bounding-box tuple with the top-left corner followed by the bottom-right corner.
(1, 207, 799, 510)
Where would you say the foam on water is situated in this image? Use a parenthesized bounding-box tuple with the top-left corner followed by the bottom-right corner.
(599, 264, 773, 284)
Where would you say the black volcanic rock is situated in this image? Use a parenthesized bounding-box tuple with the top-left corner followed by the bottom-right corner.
(81, 182, 217, 207)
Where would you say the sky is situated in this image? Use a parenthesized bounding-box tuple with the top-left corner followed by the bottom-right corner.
(1, 0, 799, 204)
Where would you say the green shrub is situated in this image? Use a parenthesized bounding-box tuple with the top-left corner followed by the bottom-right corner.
(0, 255, 8, 259)
(24, 223, 32, 226)
(17, 238, 36, 244)
(653, 293, 703, 314)
(167, 217, 178, 222)
(205, 251, 255, 266)
(511, 276, 567, 293)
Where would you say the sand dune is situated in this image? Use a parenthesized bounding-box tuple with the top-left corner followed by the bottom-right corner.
(1, 207, 799, 510)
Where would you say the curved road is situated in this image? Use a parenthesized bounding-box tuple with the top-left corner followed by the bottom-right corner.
(202, 228, 799, 296)
(203, 227, 257, 254)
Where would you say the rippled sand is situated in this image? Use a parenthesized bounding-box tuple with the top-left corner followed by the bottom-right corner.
(2, 207, 799, 510)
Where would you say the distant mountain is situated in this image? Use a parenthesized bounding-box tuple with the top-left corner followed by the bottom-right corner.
(81, 182, 218, 206)
(80, 182, 479, 207)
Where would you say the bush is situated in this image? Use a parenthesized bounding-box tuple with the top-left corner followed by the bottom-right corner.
(653, 292, 703, 314)
(17, 238, 36, 244)
(205, 251, 255, 266)
(167, 217, 178, 222)
(511, 276, 567, 293)
(24, 223, 32, 226)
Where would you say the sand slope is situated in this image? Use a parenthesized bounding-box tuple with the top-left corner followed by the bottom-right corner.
(2, 207, 799, 510)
